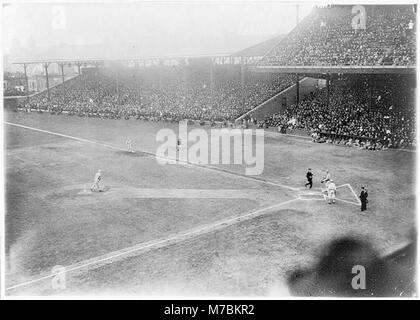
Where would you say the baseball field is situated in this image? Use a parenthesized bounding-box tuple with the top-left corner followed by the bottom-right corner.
(4, 111, 415, 296)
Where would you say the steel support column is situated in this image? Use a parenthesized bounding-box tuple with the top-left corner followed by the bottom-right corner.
(44, 63, 50, 103)
(23, 64, 29, 96)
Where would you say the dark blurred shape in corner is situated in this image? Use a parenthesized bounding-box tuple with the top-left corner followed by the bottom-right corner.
(287, 229, 416, 297)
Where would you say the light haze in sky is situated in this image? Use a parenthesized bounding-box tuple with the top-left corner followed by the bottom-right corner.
(3, 1, 314, 59)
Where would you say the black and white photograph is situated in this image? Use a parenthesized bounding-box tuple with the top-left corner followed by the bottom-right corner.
(1, 0, 417, 300)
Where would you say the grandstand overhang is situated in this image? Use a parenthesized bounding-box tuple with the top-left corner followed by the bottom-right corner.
(251, 65, 416, 75)
(12, 53, 261, 67)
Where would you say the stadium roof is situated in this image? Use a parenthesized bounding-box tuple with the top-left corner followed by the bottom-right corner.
(11, 33, 282, 66)
(232, 34, 285, 57)
(12, 54, 232, 65)
(252, 65, 416, 74)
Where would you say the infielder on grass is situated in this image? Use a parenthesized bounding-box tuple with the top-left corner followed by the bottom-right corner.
(126, 137, 135, 153)
(91, 169, 102, 192)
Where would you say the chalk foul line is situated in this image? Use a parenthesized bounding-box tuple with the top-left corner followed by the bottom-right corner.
(6, 198, 299, 291)
(5, 121, 298, 191)
(5, 121, 360, 292)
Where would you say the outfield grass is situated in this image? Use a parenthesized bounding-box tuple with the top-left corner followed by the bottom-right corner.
(4, 111, 415, 296)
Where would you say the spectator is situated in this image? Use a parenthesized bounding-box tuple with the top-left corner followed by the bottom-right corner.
(263, 5, 416, 66)
(262, 74, 415, 149)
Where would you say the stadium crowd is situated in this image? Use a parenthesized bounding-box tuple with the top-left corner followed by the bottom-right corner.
(261, 75, 415, 149)
(264, 5, 416, 66)
(20, 70, 415, 150)
(17, 4, 416, 150)
(21, 67, 295, 122)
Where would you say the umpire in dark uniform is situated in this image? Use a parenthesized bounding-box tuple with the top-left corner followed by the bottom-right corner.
(360, 187, 368, 211)
(305, 168, 313, 189)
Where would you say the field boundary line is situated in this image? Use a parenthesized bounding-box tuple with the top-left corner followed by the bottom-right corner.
(4, 121, 360, 292)
(345, 183, 362, 205)
(335, 198, 360, 206)
(4, 121, 299, 191)
(6, 198, 299, 291)
(321, 184, 360, 206)
(264, 131, 312, 140)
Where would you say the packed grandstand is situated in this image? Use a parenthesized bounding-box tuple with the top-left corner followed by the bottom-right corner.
(262, 4, 416, 66)
(16, 4, 416, 150)
(21, 67, 296, 122)
(260, 74, 416, 149)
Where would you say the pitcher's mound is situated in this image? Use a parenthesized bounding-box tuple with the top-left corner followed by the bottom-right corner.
(77, 185, 111, 195)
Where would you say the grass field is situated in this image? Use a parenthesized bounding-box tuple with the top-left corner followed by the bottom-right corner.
(4, 111, 416, 296)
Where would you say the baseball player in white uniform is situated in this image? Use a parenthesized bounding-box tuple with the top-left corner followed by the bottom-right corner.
(321, 170, 331, 187)
(126, 138, 135, 153)
(91, 169, 102, 192)
(327, 179, 336, 204)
